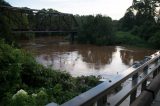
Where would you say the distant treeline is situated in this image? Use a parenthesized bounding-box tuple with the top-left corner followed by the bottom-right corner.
(0, 0, 160, 47)
(75, 15, 115, 45)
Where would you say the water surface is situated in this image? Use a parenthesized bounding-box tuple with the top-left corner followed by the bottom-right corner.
(20, 36, 156, 80)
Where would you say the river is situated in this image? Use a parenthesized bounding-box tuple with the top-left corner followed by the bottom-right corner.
(20, 36, 156, 81)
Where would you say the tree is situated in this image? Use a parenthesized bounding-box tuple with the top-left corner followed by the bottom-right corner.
(119, 10, 135, 31)
(77, 15, 114, 45)
(0, 0, 12, 42)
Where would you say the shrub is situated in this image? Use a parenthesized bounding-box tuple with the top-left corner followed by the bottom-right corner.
(10, 89, 32, 106)
(0, 39, 100, 105)
(115, 31, 145, 45)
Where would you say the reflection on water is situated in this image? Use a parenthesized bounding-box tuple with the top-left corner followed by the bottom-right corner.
(20, 36, 156, 80)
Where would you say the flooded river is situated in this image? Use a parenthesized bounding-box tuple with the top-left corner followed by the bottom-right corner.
(20, 36, 156, 80)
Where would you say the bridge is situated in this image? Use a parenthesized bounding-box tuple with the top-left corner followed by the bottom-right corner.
(47, 51, 160, 106)
(0, 5, 78, 43)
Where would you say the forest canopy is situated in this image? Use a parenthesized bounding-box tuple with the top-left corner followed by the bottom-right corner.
(119, 0, 160, 48)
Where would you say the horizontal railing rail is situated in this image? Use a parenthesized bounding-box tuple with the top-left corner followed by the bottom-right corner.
(47, 51, 160, 106)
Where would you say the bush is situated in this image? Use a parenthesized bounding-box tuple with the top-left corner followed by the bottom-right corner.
(115, 31, 145, 45)
(0, 39, 100, 105)
(10, 89, 48, 106)
(10, 89, 32, 106)
(0, 39, 23, 99)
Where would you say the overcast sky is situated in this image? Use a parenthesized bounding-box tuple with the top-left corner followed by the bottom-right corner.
(5, 0, 133, 20)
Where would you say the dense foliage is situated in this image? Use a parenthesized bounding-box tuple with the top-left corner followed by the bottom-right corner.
(115, 31, 145, 46)
(0, 39, 100, 105)
(119, 0, 160, 48)
(0, 0, 77, 42)
(75, 15, 115, 45)
(0, 0, 12, 43)
(1, 0, 160, 48)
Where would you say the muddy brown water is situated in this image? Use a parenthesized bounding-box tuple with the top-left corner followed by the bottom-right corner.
(19, 36, 156, 81)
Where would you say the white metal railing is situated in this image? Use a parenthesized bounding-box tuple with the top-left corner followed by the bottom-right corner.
(47, 51, 160, 106)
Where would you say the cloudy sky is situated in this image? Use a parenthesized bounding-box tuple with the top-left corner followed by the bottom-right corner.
(6, 0, 133, 20)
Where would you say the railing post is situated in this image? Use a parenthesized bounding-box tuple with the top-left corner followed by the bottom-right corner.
(141, 65, 148, 91)
(130, 73, 138, 104)
(97, 95, 107, 106)
(141, 80, 147, 92)
(153, 58, 159, 78)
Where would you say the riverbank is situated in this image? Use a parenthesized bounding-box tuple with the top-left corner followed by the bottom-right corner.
(0, 39, 100, 105)
(115, 31, 160, 50)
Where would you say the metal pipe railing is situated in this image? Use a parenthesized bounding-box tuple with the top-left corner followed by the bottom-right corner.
(46, 51, 160, 106)
(60, 51, 160, 106)
(131, 66, 160, 106)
